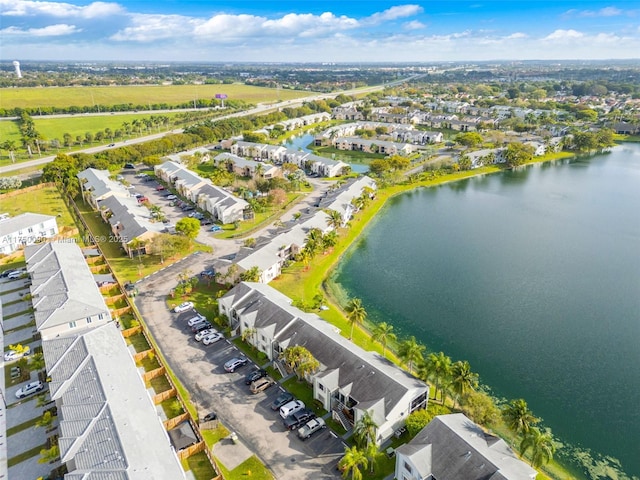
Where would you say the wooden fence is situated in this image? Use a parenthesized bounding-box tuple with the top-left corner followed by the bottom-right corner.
(153, 387, 177, 405)
(165, 412, 191, 431)
(0, 182, 56, 199)
(121, 325, 143, 337)
(142, 366, 166, 383)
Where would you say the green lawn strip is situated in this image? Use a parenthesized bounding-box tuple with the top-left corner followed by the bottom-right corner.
(0, 259, 26, 272)
(214, 192, 305, 240)
(137, 355, 161, 373)
(231, 338, 269, 366)
(148, 374, 172, 394)
(281, 377, 327, 417)
(1, 297, 30, 307)
(0, 285, 30, 296)
(0, 185, 76, 231)
(7, 443, 49, 467)
(215, 454, 274, 480)
(4, 317, 35, 329)
(202, 423, 231, 448)
(180, 451, 217, 480)
(125, 332, 152, 353)
(324, 417, 347, 436)
(6, 416, 40, 436)
(265, 365, 282, 381)
(160, 397, 185, 418)
(4, 337, 36, 351)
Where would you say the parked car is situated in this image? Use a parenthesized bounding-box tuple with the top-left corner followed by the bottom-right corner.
(297, 417, 326, 440)
(224, 357, 249, 373)
(202, 332, 224, 345)
(108, 143, 116, 147)
(200, 218, 213, 226)
(283, 408, 316, 430)
(189, 212, 204, 219)
(195, 328, 217, 341)
(279, 400, 305, 419)
(156, 185, 165, 191)
(270, 392, 294, 411)
(187, 314, 207, 327)
(202, 412, 217, 422)
(182, 205, 195, 212)
(7, 269, 26, 280)
(210, 225, 222, 232)
(192, 322, 213, 333)
(166, 195, 177, 200)
(244, 368, 267, 385)
(15, 381, 44, 399)
(4, 346, 30, 362)
(124, 163, 136, 169)
(173, 302, 194, 313)
(136, 196, 148, 203)
(0, 269, 16, 278)
(250, 376, 275, 394)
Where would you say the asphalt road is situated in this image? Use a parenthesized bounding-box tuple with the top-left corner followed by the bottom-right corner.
(134, 255, 345, 479)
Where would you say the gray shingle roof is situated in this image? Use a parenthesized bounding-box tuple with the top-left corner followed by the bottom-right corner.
(42, 323, 185, 480)
(396, 414, 537, 480)
(25, 242, 110, 333)
(0, 212, 56, 236)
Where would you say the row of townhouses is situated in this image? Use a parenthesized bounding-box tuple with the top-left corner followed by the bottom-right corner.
(229, 141, 349, 177)
(23, 241, 186, 479)
(0, 212, 59, 255)
(219, 282, 430, 443)
(314, 121, 443, 147)
(231, 176, 376, 283)
(213, 152, 281, 180)
(78, 168, 165, 254)
(461, 136, 563, 168)
(154, 161, 250, 224)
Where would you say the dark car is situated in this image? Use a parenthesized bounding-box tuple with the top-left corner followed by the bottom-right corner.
(0, 269, 16, 278)
(270, 392, 294, 411)
(200, 218, 213, 226)
(124, 163, 136, 169)
(182, 205, 195, 211)
(244, 368, 267, 385)
(283, 408, 316, 431)
(191, 321, 213, 333)
(202, 412, 217, 422)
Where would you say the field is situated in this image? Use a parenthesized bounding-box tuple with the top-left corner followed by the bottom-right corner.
(0, 84, 312, 110)
(0, 185, 76, 230)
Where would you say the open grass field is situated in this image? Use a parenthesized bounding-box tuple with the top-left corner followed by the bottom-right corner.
(1, 84, 313, 110)
(0, 185, 76, 230)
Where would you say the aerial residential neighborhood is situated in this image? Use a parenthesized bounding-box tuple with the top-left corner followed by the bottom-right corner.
(1, 2, 640, 480)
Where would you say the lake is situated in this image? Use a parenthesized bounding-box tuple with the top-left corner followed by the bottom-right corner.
(330, 145, 640, 478)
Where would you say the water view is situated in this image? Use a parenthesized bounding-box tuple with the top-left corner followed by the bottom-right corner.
(330, 145, 640, 478)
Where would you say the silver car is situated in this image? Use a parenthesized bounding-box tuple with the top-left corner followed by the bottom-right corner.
(297, 417, 326, 440)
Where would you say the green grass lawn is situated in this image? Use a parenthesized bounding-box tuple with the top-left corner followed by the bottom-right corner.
(7, 443, 48, 467)
(202, 423, 231, 447)
(180, 451, 217, 480)
(0, 185, 76, 232)
(231, 338, 269, 365)
(149, 374, 172, 394)
(125, 332, 152, 353)
(281, 377, 327, 417)
(2, 84, 312, 110)
(216, 454, 274, 480)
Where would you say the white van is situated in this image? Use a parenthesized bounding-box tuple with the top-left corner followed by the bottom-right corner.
(279, 400, 305, 419)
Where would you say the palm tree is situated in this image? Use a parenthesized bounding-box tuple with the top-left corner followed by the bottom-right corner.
(353, 411, 378, 449)
(372, 322, 396, 358)
(296, 248, 312, 271)
(422, 352, 453, 405)
(321, 230, 339, 253)
(339, 446, 368, 480)
(239, 266, 262, 282)
(398, 336, 425, 373)
(520, 427, 556, 468)
(502, 399, 540, 436)
(326, 209, 343, 230)
(450, 360, 478, 404)
(346, 298, 367, 340)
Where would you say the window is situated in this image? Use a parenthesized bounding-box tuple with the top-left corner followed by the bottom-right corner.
(318, 383, 325, 392)
(69, 321, 77, 328)
(404, 462, 412, 474)
(28, 227, 33, 233)
(98, 313, 104, 320)
(260, 334, 266, 342)
(87, 317, 92, 323)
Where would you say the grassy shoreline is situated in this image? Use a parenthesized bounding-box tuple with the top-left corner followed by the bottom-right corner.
(273, 150, 582, 480)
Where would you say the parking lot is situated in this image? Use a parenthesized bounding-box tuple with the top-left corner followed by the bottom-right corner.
(134, 255, 345, 479)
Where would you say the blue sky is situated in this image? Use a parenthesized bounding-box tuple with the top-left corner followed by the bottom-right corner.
(1, 0, 639, 62)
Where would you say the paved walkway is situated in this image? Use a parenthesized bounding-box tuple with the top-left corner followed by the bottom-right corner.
(212, 433, 254, 471)
(8, 452, 56, 480)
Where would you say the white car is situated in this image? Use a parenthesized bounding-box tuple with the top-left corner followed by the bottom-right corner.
(202, 332, 223, 345)
(187, 314, 207, 327)
(298, 417, 326, 440)
(194, 329, 217, 341)
(173, 302, 194, 313)
(15, 381, 44, 399)
(166, 194, 177, 200)
(8, 269, 26, 280)
(280, 400, 305, 419)
(4, 346, 30, 362)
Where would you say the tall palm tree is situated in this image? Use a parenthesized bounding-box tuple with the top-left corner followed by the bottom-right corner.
(398, 336, 425, 373)
(423, 352, 453, 405)
(346, 298, 367, 340)
(353, 411, 378, 449)
(326, 209, 343, 230)
(321, 230, 339, 252)
(450, 360, 478, 404)
(372, 322, 396, 358)
(502, 399, 540, 436)
(520, 427, 556, 468)
(339, 446, 368, 480)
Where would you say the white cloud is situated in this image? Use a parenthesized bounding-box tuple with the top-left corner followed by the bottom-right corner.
(1, 23, 80, 36)
(563, 6, 635, 18)
(366, 4, 423, 24)
(403, 20, 425, 30)
(544, 29, 585, 41)
(0, 0, 123, 18)
(111, 13, 201, 42)
(506, 32, 528, 39)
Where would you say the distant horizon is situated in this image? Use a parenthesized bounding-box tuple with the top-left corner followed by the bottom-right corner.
(2, 0, 639, 62)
